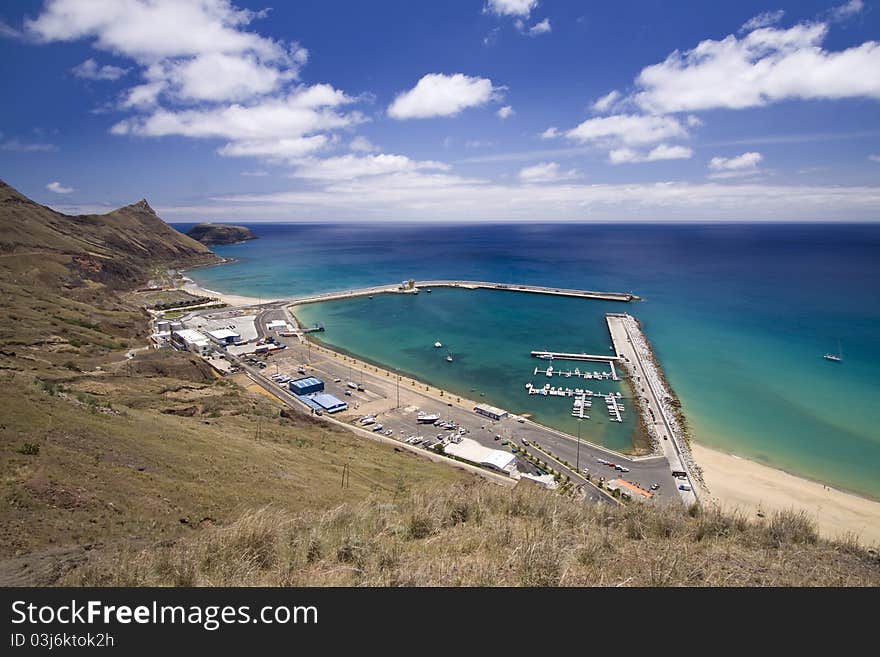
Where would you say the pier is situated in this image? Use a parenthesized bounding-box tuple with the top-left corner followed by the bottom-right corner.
(531, 350, 622, 363)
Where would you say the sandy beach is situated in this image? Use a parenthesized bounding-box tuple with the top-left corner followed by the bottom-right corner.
(180, 276, 279, 307)
(693, 442, 880, 546)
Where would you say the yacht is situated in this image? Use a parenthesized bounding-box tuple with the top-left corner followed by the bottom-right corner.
(434, 341, 442, 348)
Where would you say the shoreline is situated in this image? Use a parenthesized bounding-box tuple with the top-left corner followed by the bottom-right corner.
(693, 442, 880, 546)
(179, 273, 279, 308)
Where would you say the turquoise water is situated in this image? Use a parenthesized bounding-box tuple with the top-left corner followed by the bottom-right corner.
(178, 223, 880, 500)
(295, 288, 638, 453)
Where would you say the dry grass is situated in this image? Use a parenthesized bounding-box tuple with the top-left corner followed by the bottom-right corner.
(65, 483, 880, 587)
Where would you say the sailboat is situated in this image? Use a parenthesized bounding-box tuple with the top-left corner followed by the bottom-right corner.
(823, 340, 843, 363)
(446, 351, 454, 363)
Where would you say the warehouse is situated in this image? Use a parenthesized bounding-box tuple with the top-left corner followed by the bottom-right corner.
(473, 403, 509, 421)
(444, 438, 516, 474)
(206, 328, 240, 346)
(289, 376, 324, 395)
(309, 393, 348, 414)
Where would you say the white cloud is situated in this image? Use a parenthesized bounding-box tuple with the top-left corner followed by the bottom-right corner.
(289, 154, 450, 181)
(111, 84, 361, 162)
(591, 90, 621, 113)
(609, 144, 694, 164)
(686, 115, 703, 127)
(566, 114, 687, 147)
(527, 18, 551, 36)
(46, 181, 74, 194)
(240, 170, 268, 176)
(71, 58, 128, 80)
(740, 10, 785, 33)
(868, 154, 880, 162)
(497, 105, 515, 119)
(465, 140, 495, 149)
(388, 73, 502, 119)
(540, 126, 560, 139)
(484, 0, 538, 17)
(634, 21, 880, 113)
(709, 151, 763, 171)
(518, 161, 580, 183)
(830, 0, 864, 22)
(349, 136, 379, 153)
(708, 151, 764, 178)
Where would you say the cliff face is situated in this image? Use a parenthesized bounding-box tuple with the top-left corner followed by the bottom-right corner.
(186, 223, 256, 245)
(0, 179, 221, 289)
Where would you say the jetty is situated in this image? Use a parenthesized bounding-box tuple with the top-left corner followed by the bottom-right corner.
(285, 280, 639, 308)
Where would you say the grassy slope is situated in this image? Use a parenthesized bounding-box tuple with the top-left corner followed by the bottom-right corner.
(68, 482, 879, 587)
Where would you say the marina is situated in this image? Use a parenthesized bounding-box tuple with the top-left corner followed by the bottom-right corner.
(524, 383, 624, 422)
(532, 365, 617, 380)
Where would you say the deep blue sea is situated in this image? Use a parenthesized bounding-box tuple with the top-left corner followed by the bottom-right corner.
(175, 222, 880, 500)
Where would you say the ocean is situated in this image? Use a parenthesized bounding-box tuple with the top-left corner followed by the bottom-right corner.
(176, 222, 880, 500)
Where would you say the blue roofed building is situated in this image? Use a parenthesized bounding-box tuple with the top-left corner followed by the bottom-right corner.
(289, 376, 324, 395)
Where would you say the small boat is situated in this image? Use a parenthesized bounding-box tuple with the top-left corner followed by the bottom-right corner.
(446, 352, 453, 363)
(434, 341, 442, 348)
(824, 340, 843, 362)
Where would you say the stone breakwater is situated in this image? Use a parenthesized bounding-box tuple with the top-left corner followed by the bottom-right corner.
(624, 315, 705, 490)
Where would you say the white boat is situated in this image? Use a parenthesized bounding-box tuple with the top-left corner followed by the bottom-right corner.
(536, 354, 553, 360)
(824, 340, 843, 362)
(546, 365, 554, 377)
(434, 341, 442, 348)
(446, 352, 453, 362)
(417, 412, 440, 423)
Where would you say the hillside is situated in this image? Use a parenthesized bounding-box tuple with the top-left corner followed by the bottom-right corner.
(186, 223, 256, 245)
(66, 482, 879, 586)
(0, 180, 467, 585)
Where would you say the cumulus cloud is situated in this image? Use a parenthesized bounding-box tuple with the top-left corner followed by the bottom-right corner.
(591, 90, 621, 113)
(540, 126, 560, 140)
(26, 0, 336, 166)
(518, 161, 580, 183)
(634, 21, 880, 113)
(388, 73, 502, 119)
(46, 181, 74, 194)
(484, 0, 539, 17)
(566, 114, 687, 147)
(708, 151, 764, 178)
(609, 144, 694, 164)
(289, 154, 450, 181)
(71, 58, 128, 80)
(740, 10, 785, 33)
(497, 105, 515, 119)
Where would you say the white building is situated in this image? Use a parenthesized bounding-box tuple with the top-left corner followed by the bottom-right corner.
(266, 319, 289, 331)
(206, 328, 240, 346)
(444, 438, 517, 474)
(171, 329, 213, 356)
(474, 403, 509, 421)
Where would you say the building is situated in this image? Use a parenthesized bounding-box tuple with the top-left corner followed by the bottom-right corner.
(289, 376, 324, 395)
(473, 403, 509, 421)
(206, 328, 240, 346)
(266, 319, 288, 331)
(171, 329, 212, 356)
(309, 393, 348, 414)
(444, 438, 516, 474)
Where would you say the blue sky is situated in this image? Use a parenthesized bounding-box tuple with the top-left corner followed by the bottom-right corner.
(1, 0, 879, 221)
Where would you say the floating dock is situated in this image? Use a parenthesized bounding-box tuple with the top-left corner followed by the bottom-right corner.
(533, 365, 616, 381)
